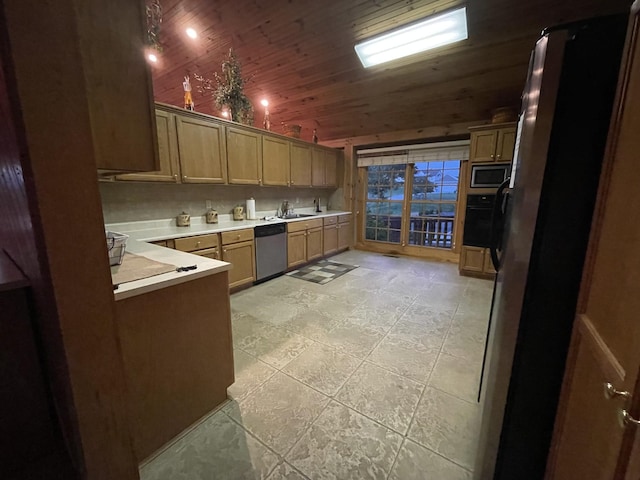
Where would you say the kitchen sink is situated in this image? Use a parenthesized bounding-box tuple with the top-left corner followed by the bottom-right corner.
(281, 213, 316, 219)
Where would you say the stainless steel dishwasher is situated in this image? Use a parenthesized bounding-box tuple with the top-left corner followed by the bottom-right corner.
(254, 223, 287, 283)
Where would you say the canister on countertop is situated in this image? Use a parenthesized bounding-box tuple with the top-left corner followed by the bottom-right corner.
(233, 205, 244, 221)
(176, 211, 190, 227)
(246, 198, 256, 220)
(206, 208, 218, 224)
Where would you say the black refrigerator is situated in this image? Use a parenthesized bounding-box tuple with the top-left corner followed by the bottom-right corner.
(474, 14, 628, 480)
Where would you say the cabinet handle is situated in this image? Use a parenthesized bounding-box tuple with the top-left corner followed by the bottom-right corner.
(290, 180, 294, 185)
(173, 174, 178, 182)
(496, 154, 502, 160)
(196, 241, 201, 247)
(223, 249, 227, 253)
(236, 234, 241, 240)
(490, 154, 495, 159)
(259, 178, 262, 185)
(183, 175, 188, 180)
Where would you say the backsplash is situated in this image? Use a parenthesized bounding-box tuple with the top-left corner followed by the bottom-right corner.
(99, 181, 344, 223)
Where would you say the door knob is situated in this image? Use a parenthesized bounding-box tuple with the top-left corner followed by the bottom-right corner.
(620, 409, 640, 427)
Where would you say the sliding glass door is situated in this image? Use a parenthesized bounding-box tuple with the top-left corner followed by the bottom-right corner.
(363, 158, 461, 250)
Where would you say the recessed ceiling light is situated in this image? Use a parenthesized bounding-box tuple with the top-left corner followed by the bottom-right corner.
(354, 7, 468, 68)
(186, 28, 197, 39)
(260, 99, 269, 107)
(148, 53, 158, 63)
(221, 110, 229, 118)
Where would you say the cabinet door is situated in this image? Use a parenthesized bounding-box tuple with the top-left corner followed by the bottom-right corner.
(495, 127, 516, 163)
(77, 0, 158, 173)
(287, 231, 307, 268)
(175, 115, 227, 183)
(117, 109, 180, 182)
(324, 149, 337, 187)
(460, 246, 485, 272)
(262, 135, 290, 186)
(290, 143, 312, 187)
(483, 248, 497, 274)
(227, 127, 262, 185)
(306, 227, 323, 262)
(311, 148, 325, 186)
(222, 240, 255, 288)
(470, 130, 498, 162)
(323, 225, 338, 256)
(337, 220, 352, 251)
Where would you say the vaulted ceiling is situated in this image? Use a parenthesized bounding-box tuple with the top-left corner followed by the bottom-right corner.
(150, 0, 630, 143)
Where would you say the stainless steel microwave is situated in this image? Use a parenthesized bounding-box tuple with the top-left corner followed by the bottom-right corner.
(470, 163, 510, 188)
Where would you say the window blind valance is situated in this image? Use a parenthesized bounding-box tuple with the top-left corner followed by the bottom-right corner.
(357, 140, 469, 167)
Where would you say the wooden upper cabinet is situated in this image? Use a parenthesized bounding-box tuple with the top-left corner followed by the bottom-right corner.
(290, 143, 313, 187)
(76, 0, 159, 173)
(324, 150, 337, 187)
(116, 109, 180, 182)
(311, 148, 325, 186)
(262, 135, 290, 186)
(175, 114, 227, 183)
(495, 127, 516, 162)
(469, 123, 516, 163)
(227, 127, 262, 185)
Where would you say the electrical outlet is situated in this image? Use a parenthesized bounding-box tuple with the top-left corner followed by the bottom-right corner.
(295, 197, 299, 204)
(206, 200, 212, 209)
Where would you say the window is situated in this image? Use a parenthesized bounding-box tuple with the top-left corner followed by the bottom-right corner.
(408, 161, 460, 248)
(358, 142, 467, 251)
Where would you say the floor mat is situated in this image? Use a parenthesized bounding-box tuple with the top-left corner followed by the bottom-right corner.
(286, 259, 358, 284)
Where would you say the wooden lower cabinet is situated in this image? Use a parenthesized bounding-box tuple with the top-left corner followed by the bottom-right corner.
(287, 230, 307, 268)
(287, 218, 324, 268)
(114, 272, 233, 461)
(337, 214, 352, 251)
(323, 225, 338, 256)
(222, 238, 255, 288)
(307, 227, 323, 261)
(459, 245, 495, 278)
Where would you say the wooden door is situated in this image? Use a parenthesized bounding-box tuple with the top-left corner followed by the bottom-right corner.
(175, 114, 227, 183)
(306, 227, 323, 262)
(262, 135, 290, 186)
(470, 130, 498, 162)
(287, 231, 307, 268)
(311, 147, 325, 186)
(547, 6, 640, 478)
(227, 126, 262, 185)
(116, 109, 180, 182)
(290, 143, 312, 187)
(222, 240, 255, 288)
(324, 149, 337, 187)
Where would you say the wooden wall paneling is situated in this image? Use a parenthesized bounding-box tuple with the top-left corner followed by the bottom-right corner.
(3, 0, 141, 476)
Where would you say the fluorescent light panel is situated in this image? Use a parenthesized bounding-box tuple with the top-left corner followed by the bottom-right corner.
(355, 7, 468, 68)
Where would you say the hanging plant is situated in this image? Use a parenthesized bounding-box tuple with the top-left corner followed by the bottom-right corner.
(146, 0, 163, 52)
(194, 48, 254, 125)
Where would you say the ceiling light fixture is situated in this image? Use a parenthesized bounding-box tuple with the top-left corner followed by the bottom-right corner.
(147, 53, 158, 63)
(354, 7, 468, 68)
(186, 28, 197, 39)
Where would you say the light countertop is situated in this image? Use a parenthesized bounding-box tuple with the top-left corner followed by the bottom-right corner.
(111, 239, 231, 301)
(106, 210, 351, 300)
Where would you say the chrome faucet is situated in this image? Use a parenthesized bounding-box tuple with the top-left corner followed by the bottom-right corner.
(279, 200, 292, 218)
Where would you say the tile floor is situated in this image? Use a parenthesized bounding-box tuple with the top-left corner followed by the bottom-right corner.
(140, 250, 493, 480)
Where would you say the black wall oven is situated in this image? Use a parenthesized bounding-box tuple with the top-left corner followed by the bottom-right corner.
(463, 194, 495, 247)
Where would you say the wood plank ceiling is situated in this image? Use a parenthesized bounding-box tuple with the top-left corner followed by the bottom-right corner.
(150, 0, 631, 143)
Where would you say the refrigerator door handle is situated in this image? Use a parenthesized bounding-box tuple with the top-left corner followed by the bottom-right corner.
(489, 178, 511, 271)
